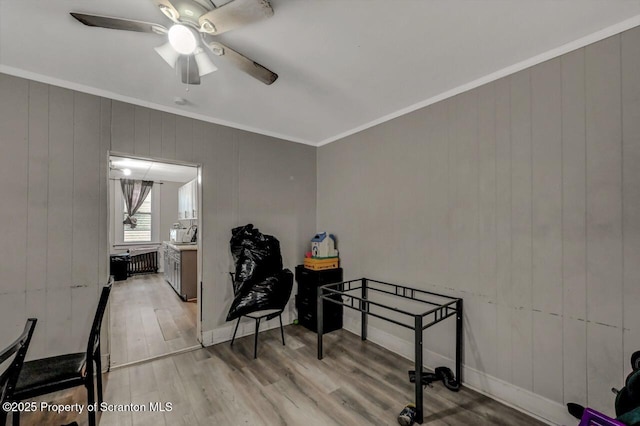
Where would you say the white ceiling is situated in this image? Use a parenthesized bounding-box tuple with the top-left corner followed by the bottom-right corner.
(2, 1, 640, 146)
(110, 156, 197, 182)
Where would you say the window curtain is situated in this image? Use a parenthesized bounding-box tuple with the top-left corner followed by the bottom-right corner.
(121, 179, 153, 229)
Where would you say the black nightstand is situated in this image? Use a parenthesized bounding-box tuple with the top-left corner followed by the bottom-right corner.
(295, 265, 343, 333)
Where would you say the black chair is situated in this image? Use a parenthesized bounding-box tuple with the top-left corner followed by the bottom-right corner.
(228, 272, 286, 359)
(0, 319, 37, 426)
(12, 280, 112, 426)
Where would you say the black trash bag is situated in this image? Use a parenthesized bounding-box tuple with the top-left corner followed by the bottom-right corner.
(227, 224, 292, 321)
(227, 269, 293, 321)
(230, 224, 283, 292)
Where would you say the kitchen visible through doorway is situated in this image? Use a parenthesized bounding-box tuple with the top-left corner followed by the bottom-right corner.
(107, 154, 202, 367)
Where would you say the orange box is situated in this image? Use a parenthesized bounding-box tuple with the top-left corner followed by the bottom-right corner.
(303, 257, 339, 271)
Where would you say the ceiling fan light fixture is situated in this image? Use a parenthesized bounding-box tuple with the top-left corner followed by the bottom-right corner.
(194, 49, 218, 76)
(154, 42, 180, 68)
(168, 24, 197, 55)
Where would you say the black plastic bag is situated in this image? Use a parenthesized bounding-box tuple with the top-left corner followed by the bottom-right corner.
(230, 224, 283, 293)
(227, 270, 293, 321)
(227, 224, 293, 321)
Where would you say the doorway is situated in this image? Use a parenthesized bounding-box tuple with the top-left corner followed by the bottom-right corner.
(107, 153, 202, 367)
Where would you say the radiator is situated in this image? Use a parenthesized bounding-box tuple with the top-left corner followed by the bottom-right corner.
(127, 251, 158, 275)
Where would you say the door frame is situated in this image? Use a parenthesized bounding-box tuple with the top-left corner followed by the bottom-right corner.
(105, 151, 204, 369)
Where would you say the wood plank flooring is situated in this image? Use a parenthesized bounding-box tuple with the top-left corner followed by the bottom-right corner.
(110, 273, 198, 366)
(16, 326, 545, 426)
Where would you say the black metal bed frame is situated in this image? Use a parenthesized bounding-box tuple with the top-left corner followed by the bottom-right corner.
(316, 278, 463, 424)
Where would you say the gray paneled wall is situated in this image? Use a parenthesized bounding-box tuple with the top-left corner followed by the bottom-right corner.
(317, 28, 640, 414)
(0, 74, 316, 360)
(622, 25, 640, 401)
(0, 79, 110, 359)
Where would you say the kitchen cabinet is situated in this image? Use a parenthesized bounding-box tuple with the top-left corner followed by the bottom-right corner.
(190, 179, 198, 219)
(178, 179, 198, 220)
(165, 251, 170, 285)
(163, 242, 197, 301)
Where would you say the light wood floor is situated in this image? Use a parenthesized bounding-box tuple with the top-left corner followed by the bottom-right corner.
(110, 273, 198, 366)
(17, 326, 545, 426)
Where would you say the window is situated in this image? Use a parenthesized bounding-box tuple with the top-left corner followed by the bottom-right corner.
(114, 185, 159, 246)
(123, 191, 152, 243)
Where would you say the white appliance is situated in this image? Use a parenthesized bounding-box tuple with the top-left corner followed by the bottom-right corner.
(170, 228, 188, 242)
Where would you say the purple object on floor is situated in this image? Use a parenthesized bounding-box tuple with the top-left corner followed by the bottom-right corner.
(579, 408, 626, 426)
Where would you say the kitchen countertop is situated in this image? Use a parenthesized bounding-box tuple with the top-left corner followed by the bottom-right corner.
(163, 241, 198, 251)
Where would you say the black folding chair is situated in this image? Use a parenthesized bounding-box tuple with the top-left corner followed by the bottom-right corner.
(0, 318, 37, 426)
(228, 272, 286, 359)
(12, 280, 112, 426)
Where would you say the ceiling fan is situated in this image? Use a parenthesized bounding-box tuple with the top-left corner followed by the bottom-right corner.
(70, 0, 277, 85)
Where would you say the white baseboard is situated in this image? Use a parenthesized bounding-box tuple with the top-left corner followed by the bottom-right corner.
(201, 309, 292, 346)
(109, 345, 202, 370)
(342, 317, 575, 426)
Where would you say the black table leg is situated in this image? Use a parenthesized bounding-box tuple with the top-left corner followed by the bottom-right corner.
(317, 286, 324, 360)
(415, 315, 423, 424)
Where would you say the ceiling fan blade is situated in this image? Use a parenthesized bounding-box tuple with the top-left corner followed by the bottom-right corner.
(70, 12, 167, 34)
(180, 56, 201, 85)
(198, 0, 273, 35)
(202, 37, 277, 85)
